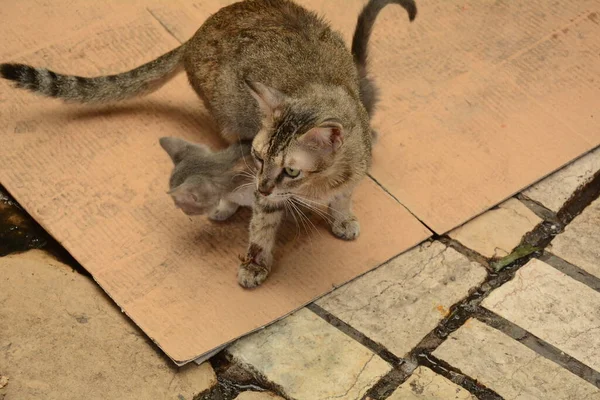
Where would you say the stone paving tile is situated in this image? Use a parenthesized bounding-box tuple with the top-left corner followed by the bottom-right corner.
(0, 250, 216, 400)
(235, 391, 284, 400)
(228, 308, 391, 400)
(523, 148, 600, 212)
(448, 198, 542, 258)
(388, 366, 476, 400)
(317, 241, 486, 357)
(549, 196, 600, 278)
(434, 319, 600, 400)
(482, 258, 600, 372)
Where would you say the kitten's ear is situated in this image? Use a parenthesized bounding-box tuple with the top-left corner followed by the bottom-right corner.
(159, 137, 190, 164)
(246, 80, 285, 117)
(298, 120, 344, 153)
(160, 137, 209, 164)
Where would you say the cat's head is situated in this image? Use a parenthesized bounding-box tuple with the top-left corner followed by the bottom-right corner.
(159, 137, 230, 216)
(247, 81, 369, 204)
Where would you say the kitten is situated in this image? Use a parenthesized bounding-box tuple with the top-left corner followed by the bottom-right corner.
(1, 0, 417, 288)
(159, 137, 254, 221)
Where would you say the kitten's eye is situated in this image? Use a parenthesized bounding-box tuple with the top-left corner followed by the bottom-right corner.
(284, 167, 301, 178)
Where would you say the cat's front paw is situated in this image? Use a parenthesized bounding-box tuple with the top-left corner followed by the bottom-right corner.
(237, 262, 270, 288)
(332, 217, 360, 241)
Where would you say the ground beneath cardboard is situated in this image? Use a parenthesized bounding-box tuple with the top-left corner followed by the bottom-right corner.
(1, 147, 599, 399)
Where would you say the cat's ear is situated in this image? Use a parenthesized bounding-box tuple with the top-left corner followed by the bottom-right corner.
(298, 119, 344, 153)
(246, 80, 285, 117)
(160, 137, 209, 164)
(160, 137, 190, 164)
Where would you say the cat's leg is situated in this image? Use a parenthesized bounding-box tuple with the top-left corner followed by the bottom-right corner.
(208, 199, 239, 221)
(237, 202, 284, 288)
(329, 190, 360, 241)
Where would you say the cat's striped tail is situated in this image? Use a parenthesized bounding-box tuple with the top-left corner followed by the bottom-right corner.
(0, 44, 186, 103)
(352, 0, 416, 117)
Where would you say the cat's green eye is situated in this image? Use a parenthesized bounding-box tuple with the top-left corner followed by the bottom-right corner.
(284, 167, 301, 178)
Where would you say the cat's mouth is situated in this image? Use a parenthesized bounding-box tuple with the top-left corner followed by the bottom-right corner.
(259, 192, 292, 206)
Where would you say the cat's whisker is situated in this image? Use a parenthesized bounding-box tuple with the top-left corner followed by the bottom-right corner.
(288, 201, 308, 240)
(291, 197, 335, 224)
(240, 167, 257, 176)
(291, 194, 331, 209)
(284, 199, 302, 240)
(288, 198, 313, 241)
(293, 204, 332, 226)
(297, 204, 334, 224)
(292, 194, 346, 218)
(237, 138, 258, 176)
(232, 170, 257, 181)
(232, 182, 254, 193)
(301, 209, 322, 241)
(289, 199, 321, 239)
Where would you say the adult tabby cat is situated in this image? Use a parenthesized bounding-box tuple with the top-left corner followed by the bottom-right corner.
(1, 0, 417, 287)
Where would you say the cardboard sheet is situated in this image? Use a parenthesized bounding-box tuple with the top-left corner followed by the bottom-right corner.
(363, 0, 600, 233)
(0, 9, 431, 364)
(0, 1, 140, 60)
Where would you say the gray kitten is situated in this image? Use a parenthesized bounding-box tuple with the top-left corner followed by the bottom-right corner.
(1, 0, 417, 288)
(159, 137, 254, 221)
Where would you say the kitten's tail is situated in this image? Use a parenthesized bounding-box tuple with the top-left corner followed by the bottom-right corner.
(352, 0, 416, 117)
(0, 44, 186, 103)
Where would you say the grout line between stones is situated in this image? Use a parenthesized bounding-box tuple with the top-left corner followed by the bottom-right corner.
(517, 194, 560, 223)
(555, 168, 600, 226)
(307, 303, 404, 367)
(437, 236, 491, 271)
(308, 304, 421, 400)
(414, 353, 503, 400)
(539, 252, 600, 293)
(476, 308, 600, 388)
(360, 368, 415, 400)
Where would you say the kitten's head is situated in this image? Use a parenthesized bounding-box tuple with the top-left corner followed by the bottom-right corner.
(159, 137, 230, 216)
(247, 81, 369, 204)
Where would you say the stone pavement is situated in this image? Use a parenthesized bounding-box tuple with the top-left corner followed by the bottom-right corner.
(1, 147, 599, 399)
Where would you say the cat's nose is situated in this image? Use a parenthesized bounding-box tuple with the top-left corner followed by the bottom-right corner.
(258, 187, 272, 196)
(258, 179, 274, 196)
